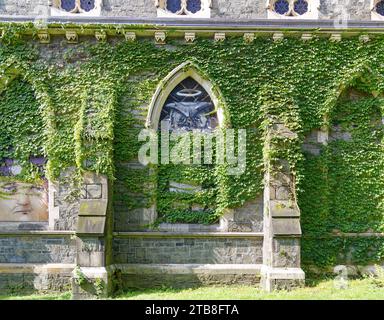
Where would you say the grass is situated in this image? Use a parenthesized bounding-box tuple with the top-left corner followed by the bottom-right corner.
(0, 278, 383, 300)
(0, 291, 71, 300)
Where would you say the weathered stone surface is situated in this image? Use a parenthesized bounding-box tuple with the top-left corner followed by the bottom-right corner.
(272, 218, 302, 236)
(113, 237, 263, 265)
(270, 200, 300, 217)
(0, 237, 76, 264)
(76, 238, 105, 267)
(85, 184, 103, 199)
(111, 264, 261, 290)
(272, 238, 301, 268)
(77, 217, 106, 234)
(221, 197, 264, 232)
(79, 200, 108, 216)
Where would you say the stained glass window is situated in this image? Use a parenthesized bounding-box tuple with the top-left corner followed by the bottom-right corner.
(61, 0, 76, 12)
(293, 0, 308, 15)
(160, 78, 217, 131)
(187, 0, 202, 14)
(274, 0, 290, 15)
(376, 0, 384, 16)
(166, 0, 182, 13)
(80, 0, 95, 12)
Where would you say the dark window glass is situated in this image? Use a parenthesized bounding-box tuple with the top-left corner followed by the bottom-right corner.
(293, 0, 308, 15)
(274, 0, 290, 15)
(187, 0, 202, 13)
(160, 77, 217, 131)
(80, 0, 95, 12)
(61, 0, 76, 12)
(166, 0, 182, 13)
(377, 0, 384, 16)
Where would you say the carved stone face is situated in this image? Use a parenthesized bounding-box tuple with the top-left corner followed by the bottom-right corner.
(0, 181, 48, 222)
(160, 77, 218, 131)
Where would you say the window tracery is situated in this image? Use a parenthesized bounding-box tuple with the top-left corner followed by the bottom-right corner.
(50, 0, 102, 16)
(267, 0, 319, 19)
(156, 0, 212, 18)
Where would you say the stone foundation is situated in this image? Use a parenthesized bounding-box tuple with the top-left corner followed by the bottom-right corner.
(110, 264, 262, 290)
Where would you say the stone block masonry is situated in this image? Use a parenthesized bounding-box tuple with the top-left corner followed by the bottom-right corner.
(0, 236, 76, 264)
(113, 236, 263, 265)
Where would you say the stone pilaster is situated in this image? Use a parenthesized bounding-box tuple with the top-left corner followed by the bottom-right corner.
(261, 122, 305, 291)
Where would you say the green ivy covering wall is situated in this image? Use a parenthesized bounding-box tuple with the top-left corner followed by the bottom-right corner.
(0, 23, 384, 268)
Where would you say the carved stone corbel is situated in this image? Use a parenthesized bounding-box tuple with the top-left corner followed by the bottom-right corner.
(214, 32, 226, 42)
(66, 30, 78, 44)
(95, 31, 107, 42)
(155, 31, 166, 44)
(37, 30, 50, 44)
(243, 33, 255, 43)
(125, 31, 136, 42)
(185, 32, 196, 43)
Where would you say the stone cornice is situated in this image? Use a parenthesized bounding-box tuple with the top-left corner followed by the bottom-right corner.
(0, 17, 384, 42)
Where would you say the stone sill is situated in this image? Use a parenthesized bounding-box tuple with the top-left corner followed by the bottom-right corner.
(0, 263, 75, 274)
(0, 16, 383, 30)
(109, 263, 263, 275)
(0, 230, 75, 237)
(113, 231, 264, 239)
(157, 223, 221, 233)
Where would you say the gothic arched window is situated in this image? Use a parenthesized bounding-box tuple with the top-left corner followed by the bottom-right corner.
(159, 77, 218, 132)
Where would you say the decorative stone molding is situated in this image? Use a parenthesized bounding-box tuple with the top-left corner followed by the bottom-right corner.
(185, 32, 196, 43)
(51, 0, 102, 17)
(266, 0, 320, 20)
(65, 30, 78, 44)
(273, 32, 284, 41)
(37, 30, 50, 44)
(154, 31, 166, 44)
(243, 33, 255, 43)
(156, 0, 212, 18)
(330, 33, 342, 42)
(214, 32, 226, 42)
(95, 31, 107, 42)
(124, 31, 136, 42)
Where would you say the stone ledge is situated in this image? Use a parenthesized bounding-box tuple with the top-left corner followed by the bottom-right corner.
(0, 263, 75, 274)
(109, 264, 263, 275)
(261, 266, 305, 280)
(0, 230, 76, 237)
(113, 232, 264, 239)
(157, 223, 221, 232)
